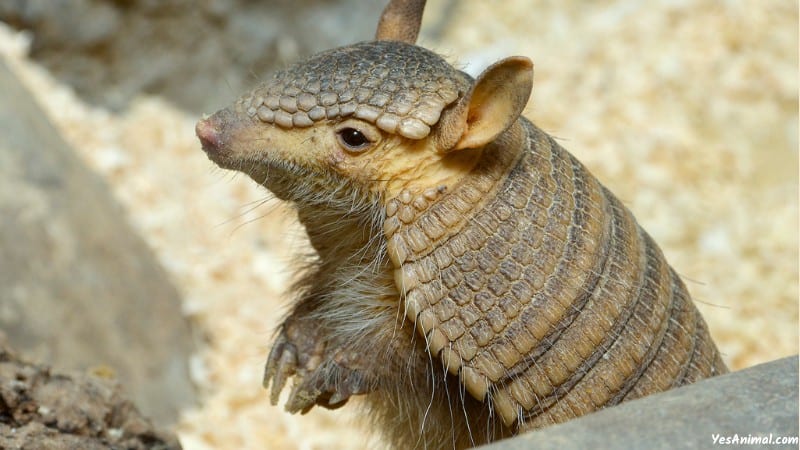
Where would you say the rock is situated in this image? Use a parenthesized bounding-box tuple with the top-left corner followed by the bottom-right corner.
(0, 343, 182, 450)
(481, 356, 799, 450)
(0, 57, 194, 424)
(0, 0, 388, 113)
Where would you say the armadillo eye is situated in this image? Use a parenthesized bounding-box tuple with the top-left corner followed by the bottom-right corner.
(334, 120, 381, 153)
(337, 127, 371, 151)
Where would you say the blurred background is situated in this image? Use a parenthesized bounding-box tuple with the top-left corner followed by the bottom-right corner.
(0, 0, 796, 449)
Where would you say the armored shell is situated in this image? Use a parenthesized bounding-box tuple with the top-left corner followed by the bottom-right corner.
(385, 120, 727, 429)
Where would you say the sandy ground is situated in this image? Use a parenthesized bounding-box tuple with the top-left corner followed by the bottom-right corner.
(1, 0, 797, 448)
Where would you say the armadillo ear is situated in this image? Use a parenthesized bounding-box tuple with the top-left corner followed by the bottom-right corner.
(435, 57, 533, 152)
(375, 0, 427, 44)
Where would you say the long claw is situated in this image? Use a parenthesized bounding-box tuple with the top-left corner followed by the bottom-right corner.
(263, 340, 282, 387)
(264, 339, 299, 406)
(327, 390, 349, 406)
(285, 382, 321, 414)
(271, 347, 297, 405)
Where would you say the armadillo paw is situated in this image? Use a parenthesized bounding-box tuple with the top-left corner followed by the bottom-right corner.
(264, 322, 372, 413)
(264, 316, 328, 405)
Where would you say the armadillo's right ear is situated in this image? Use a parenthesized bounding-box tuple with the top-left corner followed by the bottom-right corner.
(435, 57, 533, 152)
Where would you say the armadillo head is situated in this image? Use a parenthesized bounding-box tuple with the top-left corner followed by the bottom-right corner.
(199, 40, 459, 202)
(197, 1, 533, 209)
(199, 48, 530, 204)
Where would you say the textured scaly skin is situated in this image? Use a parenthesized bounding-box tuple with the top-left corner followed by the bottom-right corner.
(236, 41, 468, 139)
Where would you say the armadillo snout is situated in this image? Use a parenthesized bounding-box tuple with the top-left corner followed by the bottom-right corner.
(196, 108, 246, 168)
(196, 117, 223, 155)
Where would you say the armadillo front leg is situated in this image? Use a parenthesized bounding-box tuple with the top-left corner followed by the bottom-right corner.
(264, 298, 374, 413)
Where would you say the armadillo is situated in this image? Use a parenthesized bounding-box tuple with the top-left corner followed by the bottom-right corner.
(195, 0, 727, 448)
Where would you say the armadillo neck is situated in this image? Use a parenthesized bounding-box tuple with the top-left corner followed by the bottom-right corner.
(386, 118, 727, 430)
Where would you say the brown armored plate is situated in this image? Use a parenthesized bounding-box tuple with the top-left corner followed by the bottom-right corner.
(0, 0, 795, 448)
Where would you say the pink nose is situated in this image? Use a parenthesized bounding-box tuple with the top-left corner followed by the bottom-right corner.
(196, 117, 222, 154)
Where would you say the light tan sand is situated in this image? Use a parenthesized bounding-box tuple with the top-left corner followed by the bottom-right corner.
(1, 1, 796, 448)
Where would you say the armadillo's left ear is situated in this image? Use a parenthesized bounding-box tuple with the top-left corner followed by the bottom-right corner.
(435, 57, 533, 152)
(375, 0, 427, 44)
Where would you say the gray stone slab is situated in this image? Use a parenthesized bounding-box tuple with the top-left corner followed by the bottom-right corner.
(481, 356, 799, 449)
(0, 57, 195, 424)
